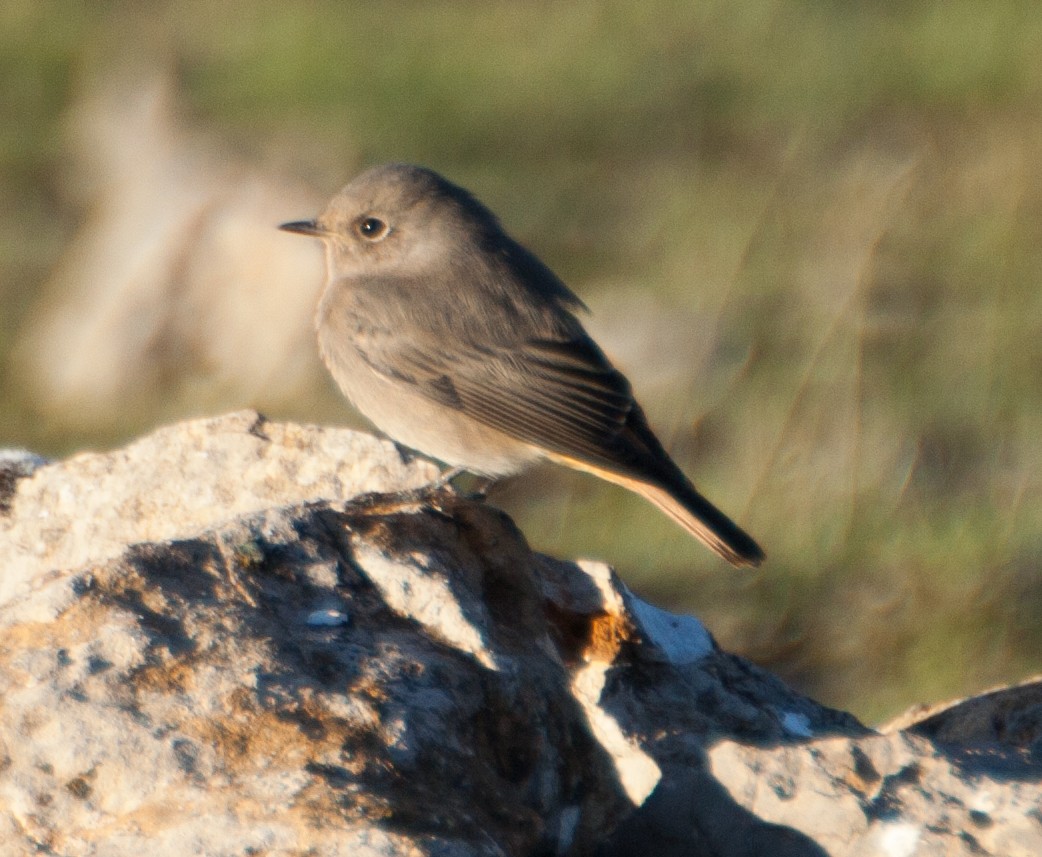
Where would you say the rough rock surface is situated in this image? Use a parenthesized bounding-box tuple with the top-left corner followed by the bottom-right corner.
(0, 414, 1038, 856)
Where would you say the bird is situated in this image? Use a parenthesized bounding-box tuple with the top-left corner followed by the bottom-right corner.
(280, 164, 763, 567)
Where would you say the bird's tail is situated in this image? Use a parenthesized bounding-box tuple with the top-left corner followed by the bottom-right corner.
(627, 478, 764, 568)
(547, 452, 764, 567)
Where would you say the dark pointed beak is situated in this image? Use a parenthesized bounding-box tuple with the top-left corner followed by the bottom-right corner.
(279, 219, 325, 237)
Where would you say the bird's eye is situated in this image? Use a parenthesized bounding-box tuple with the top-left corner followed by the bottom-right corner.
(357, 216, 389, 241)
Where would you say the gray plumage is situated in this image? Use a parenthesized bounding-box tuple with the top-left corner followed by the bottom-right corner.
(281, 164, 763, 567)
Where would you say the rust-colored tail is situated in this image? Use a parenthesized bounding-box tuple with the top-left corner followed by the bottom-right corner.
(628, 479, 763, 568)
(546, 452, 764, 567)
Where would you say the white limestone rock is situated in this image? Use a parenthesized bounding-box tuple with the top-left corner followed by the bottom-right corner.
(0, 414, 1038, 856)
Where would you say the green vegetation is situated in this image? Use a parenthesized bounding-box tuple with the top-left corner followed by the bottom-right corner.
(2, 0, 1040, 722)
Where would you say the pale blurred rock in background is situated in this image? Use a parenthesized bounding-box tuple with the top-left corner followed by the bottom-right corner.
(14, 74, 327, 430)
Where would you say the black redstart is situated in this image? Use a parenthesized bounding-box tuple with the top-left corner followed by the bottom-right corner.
(280, 164, 763, 567)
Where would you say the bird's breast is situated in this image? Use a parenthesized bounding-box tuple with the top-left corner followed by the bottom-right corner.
(315, 305, 540, 477)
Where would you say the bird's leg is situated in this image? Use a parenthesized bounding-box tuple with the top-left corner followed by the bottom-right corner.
(461, 475, 493, 501)
(390, 442, 467, 492)
(425, 466, 494, 501)
(430, 465, 467, 490)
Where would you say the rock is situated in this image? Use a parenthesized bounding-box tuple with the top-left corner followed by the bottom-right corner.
(0, 414, 1038, 856)
(0, 448, 49, 512)
(708, 731, 1041, 857)
(0, 411, 439, 613)
(881, 675, 1042, 749)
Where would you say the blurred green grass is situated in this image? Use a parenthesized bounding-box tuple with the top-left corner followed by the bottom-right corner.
(2, 0, 1040, 723)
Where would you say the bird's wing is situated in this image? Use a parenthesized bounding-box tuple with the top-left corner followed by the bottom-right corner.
(353, 324, 655, 474)
(338, 277, 765, 566)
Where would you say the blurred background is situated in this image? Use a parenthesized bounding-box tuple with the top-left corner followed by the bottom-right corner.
(2, 0, 1040, 724)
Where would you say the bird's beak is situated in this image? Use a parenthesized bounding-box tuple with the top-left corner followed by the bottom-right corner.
(279, 219, 325, 237)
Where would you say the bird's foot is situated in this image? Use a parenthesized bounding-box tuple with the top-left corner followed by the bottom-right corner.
(430, 465, 467, 490)
(425, 466, 492, 501)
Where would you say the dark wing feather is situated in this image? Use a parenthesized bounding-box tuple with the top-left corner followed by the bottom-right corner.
(353, 327, 660, 474)
(339, 260, 683, 483)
